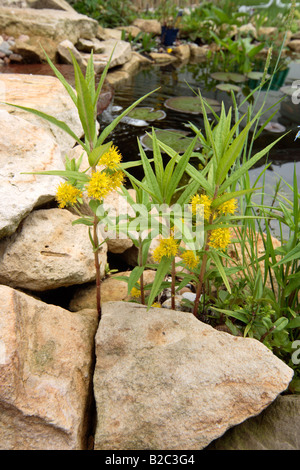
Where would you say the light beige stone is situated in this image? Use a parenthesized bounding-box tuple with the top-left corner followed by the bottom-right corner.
(0, 7, 98, 44)
(207, 395, 300, 450)
(149, 52, 178, 64)
(0, 73, 83, 157)
(94, 302, 293, 450)
(69, 269, 156, 311)
(117, 25, 142, 39)
(57, 39, 88, 69)
(0, 208, 107, 291)
(26, 0, 76, 11)
(0, 285, 98, 450)
(88, 39, 132, 74)
(173, 44, 190, 61)
(97, 25, 122, 41)
(287, 39, 300, 52)
(0, 110, 64, 239)
(132, 18, 161, 36)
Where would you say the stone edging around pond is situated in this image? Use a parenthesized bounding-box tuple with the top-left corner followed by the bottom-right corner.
(1, 1, 300, 87)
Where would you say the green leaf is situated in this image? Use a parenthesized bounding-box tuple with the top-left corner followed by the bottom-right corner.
(41, 46, 77, 106)
(216, 117, 256, 185)
(2, 103, 88, 152)
(165, 136, 199, 205)
(147, 257, 172, 308)
(96, 87, 160, 146)
(219, 133, 286, 193)
(127, 266, 145, 295)
(210, 250, 231, 293)
(94, 45, 116, 108)
(273, 244, 300, 266)
(72, 217, 94, 226)
(22, 169, 90, 182)
(138, 139, 163, 203)
(274, 317, 289, 332)
(287, 317, 300, 329)
(88, 141, 112, 167)
(71, 51, 96, 148)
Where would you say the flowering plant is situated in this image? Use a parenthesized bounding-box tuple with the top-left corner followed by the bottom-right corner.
(4, 48, 157, 319)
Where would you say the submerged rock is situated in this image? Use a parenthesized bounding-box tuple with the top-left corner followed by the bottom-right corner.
(93, 302, 293, 450)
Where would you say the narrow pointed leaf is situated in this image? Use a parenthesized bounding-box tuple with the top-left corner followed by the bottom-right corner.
(3, 103, 88, 151)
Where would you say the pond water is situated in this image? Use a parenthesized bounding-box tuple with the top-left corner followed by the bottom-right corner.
(100, 59, 300, 193)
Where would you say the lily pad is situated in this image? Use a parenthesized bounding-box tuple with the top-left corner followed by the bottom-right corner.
(127, 107, 166, 121)
(246, 71, 271, 80)
(140, 129, 201, 154)
(164, 96, 221, 115)
(210, 72, 247, 83)
(216, 83, 242, 93)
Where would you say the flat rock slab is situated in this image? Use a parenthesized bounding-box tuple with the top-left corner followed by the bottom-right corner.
(0, 110, 63, 239)
(0, 285, 98, 450)
(0, 7, 98, 44)
(0, 73, 83, 156)
(0, 208, 107, 291)
(94, 302, 293, 450)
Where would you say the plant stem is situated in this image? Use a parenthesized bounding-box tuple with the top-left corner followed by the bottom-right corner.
(193, 248, 209, 317)
(138, 239, 145, 305)
(93, 213, 102, 321)
(171, 257, 176, 310)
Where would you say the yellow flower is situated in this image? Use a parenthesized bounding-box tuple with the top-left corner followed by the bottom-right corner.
(209, 227, 231, 250)
(56, 182, 82, 208)
(151, 302, 161, 308)
(218, 198, 238, 216)
(109, 170, 125, 190)
(191, 193, 212, 220)
(181, 250, 199, 270)
(98, 145, 122, 170)
(87, 171, 111, 200)
(153, 236, 179, 263)
(130, 287, 141, 298)
(167, 48, 173, 53)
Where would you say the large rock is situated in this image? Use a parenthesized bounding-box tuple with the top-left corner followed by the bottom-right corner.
(0, 110, 64, 239)
(0, 7, 98, 45)
(57, 38, 132, 74)
(207, 395, 300, 450)
(0, 285, 98, 450)
(94, 302, 293, 450)
(0, 73, 83, 157)
(0, 208, 107, 291)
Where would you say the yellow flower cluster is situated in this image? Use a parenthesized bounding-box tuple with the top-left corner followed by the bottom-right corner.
(87, 145, 125, 200)
(153, 236, 179, 263)
(98, 145, 122, 170)
(55, 182, 82, 208)
(130, 286, 141, 298)
(191, 193, 212, 221)
(191, 193, 237, 220)
(218, 198, 237, 216)
(87, 171, 112, 200)
(209, 227, 231, 250)
(181, 250, 199, 269)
